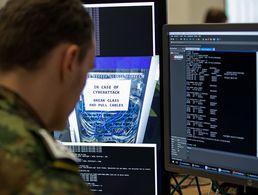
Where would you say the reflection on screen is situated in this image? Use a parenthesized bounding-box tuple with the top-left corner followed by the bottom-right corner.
(56, 56, 159, 143)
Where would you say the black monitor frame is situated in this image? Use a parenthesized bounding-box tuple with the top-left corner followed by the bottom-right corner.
(163, 23, 258, 188)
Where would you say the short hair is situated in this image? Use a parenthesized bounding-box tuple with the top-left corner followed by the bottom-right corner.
(204, 8, 227, 23)
(0, 0, 94, 71)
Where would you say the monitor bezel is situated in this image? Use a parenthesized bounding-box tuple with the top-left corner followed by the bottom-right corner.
(162, 23, 258, 188)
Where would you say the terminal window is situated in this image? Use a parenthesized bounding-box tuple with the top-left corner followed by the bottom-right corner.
(63, 143, 157, 195)
(185, 50, 256, 156)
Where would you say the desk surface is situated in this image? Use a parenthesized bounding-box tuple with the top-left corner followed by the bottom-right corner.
(171, 176, 216, 195)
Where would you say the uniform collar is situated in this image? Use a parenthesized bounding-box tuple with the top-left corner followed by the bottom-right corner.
(0, 85, 48, 130)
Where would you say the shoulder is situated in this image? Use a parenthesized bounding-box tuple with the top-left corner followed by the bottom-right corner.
(24, 129, 93, 194)
(0, 89, 92, 194)
(0, 124, 91, 194)
(20, 166, 93, 195)
(20, 130, 93, 194)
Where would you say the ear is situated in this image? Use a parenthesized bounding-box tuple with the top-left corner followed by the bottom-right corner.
(60, 44, 80, 81)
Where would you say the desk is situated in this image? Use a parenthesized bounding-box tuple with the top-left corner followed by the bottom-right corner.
(170, 176, 215, 195)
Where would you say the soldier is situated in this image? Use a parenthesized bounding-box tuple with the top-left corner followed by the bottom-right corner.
(0, 0, 95, 194)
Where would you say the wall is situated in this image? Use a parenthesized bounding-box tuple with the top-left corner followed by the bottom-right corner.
(0, 0, 7, 8)
(167, 0, 225, 24)
(0, 0, 224, 24)
(227, 0, 258, 23)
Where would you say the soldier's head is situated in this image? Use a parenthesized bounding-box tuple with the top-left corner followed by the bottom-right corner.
(0, 0, 95, 130)
(0, 0, 94, 70)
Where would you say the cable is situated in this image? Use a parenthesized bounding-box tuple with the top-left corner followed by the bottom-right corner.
(179, 176, 195, 189)
(212, 180, 229, 195)
(170, 175, 189, 195)
(173, 173, 212, 189)
(175, 175, 210, 189)
(170, 183, 183, 195)
(195, 176, 202, 195)
(171, 174, 183, 195)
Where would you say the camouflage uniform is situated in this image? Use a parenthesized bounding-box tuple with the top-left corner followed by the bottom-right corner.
(0, 86, 93, 195)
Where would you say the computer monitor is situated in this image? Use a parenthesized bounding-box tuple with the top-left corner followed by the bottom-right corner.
(81, 0, 166, 57)
(83, 2, 155, 56)
(54, 1, 167, 194)
(55, 1, 165, 145)
(63, 142, 157, 195)
(163, 24, 258, 188)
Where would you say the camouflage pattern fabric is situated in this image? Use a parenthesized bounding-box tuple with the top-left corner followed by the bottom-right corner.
(0, 86, 93, 195)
